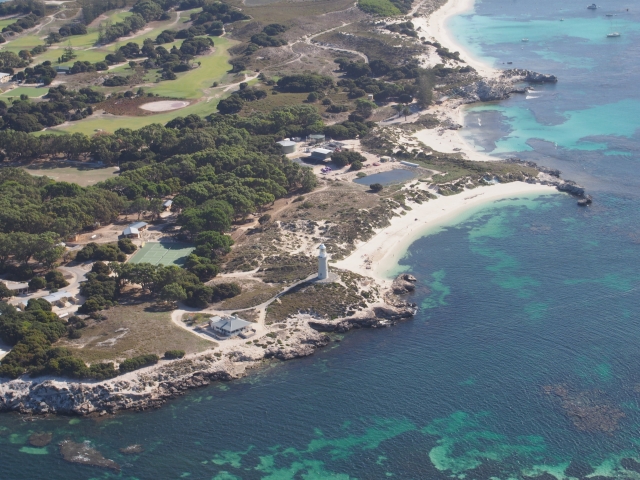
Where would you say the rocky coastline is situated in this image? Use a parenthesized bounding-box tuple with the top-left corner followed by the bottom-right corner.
(0, 279, 417, 416)
(453, 69, 558, 103)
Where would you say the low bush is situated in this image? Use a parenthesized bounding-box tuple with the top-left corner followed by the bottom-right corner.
(119, 354, 159, 373)
(164, 350, 185, 359)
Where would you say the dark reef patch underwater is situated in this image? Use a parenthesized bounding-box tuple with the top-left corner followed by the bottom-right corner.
(3, 0, 640, 477)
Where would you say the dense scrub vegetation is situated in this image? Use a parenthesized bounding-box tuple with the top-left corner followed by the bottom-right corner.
(0, 86, 104, 133)
(79, 0, 131, 25)
(0, 168, 123, 238)
(0, 300, 118, 379)
(1, 12, 43, 35)
(250, 23, 288, 47)
(357, 0, 401, 16)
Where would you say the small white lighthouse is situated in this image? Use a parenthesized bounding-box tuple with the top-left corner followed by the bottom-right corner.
(317, 243, 329, 280)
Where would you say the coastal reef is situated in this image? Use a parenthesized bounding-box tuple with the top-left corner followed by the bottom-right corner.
(542, 384, 624, 433)
(59, 440, 120, 471)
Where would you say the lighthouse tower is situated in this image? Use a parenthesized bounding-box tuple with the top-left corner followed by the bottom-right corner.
(317, 244, 329, 280)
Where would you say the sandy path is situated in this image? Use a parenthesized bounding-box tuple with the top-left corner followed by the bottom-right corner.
(305, 22, 369, 63)
(334, 182, 560, 286)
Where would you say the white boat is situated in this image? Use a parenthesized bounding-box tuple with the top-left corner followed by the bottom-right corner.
(587, 4, 597, 9)
(607, 32, 621, 37)
(522, 38, 529, 42)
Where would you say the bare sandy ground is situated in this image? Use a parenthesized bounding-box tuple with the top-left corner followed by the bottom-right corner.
(334, 182, 560, 286)
(413, 103, 497, 161)
(140, 100, 191, 112)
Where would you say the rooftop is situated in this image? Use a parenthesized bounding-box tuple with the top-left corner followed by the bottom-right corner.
(210, 316, 252, 332)
(41, 290, 72, 303)
(311, 148, 332, 155)
(128, 221, 148, 229)
(123, 226, 139, 236)
(277, 140, 296, 147)
(0, 73, 10, 78)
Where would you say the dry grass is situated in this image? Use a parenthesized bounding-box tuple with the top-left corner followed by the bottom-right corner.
(229, 0, 355, 25)
(59, 302, 212, 363)
(21, 164, 119, 187)
(265, 270, 375, 324)
(215, 280, 281, 309)
(182, 312, 212, 326)
(241, 92, 309, 115)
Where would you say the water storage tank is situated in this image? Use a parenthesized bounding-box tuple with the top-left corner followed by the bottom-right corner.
(277, 140, 296, 154)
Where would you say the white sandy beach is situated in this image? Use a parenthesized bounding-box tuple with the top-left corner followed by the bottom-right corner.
(413, 0, 499, 79)
(334, 182, 560, 285)
(413, 103, 497, 161)
(410, 0, 504, 161)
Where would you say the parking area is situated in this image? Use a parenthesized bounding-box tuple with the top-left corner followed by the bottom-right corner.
(128, 242, 194, 267)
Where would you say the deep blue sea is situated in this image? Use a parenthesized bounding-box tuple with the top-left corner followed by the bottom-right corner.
(2, 0, 640, 478)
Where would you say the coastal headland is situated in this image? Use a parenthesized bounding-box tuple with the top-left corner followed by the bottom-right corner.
(0, 0, 585, 416)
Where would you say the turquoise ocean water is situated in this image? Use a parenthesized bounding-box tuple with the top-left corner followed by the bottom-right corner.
(2, 1, 640, 478)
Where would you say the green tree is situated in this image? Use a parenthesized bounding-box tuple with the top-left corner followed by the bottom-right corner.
(0, 283, 15, 300)
(354, 98, 377, 118)
(130, 197, 150, 220)
(160, 283, 187, 306)
(34, 245, 65, 269)
(149, 198, 164, 221)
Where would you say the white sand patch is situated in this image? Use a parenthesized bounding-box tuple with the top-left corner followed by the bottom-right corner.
(334, 182, 561, 287)
(413, 103, 496, 161)
(140, 100, 190, 112)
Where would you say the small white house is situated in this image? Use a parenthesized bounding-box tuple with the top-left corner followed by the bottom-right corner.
(0, 73, 11, 83)
(163, 199, 173, 211)
(209, 316, 252, 337)
(122, 221, 148, 238)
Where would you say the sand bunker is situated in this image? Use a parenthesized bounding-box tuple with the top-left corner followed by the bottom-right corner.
(140, 100, 190, 112)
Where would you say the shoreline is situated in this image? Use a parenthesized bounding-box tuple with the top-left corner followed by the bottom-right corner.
(412, 103, 497, 161)
(334, 182, 561, 286)
(413, 0, 499, 79)
(411, 0, 507, 161)
(0, 0, 568, 417)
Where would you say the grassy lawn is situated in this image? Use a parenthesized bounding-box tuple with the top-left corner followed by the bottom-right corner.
(145, 36, 235, 98)
(0, 17, 18, 30)
(3, 33, 42, 50)
(58, 302, 213, 363)
(129, 241, 195, 267)
(21, 165, 119, 186)
(52, 97, 221, 134)
(0, 86, 47, 98)
(47, 36, 235, 134)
